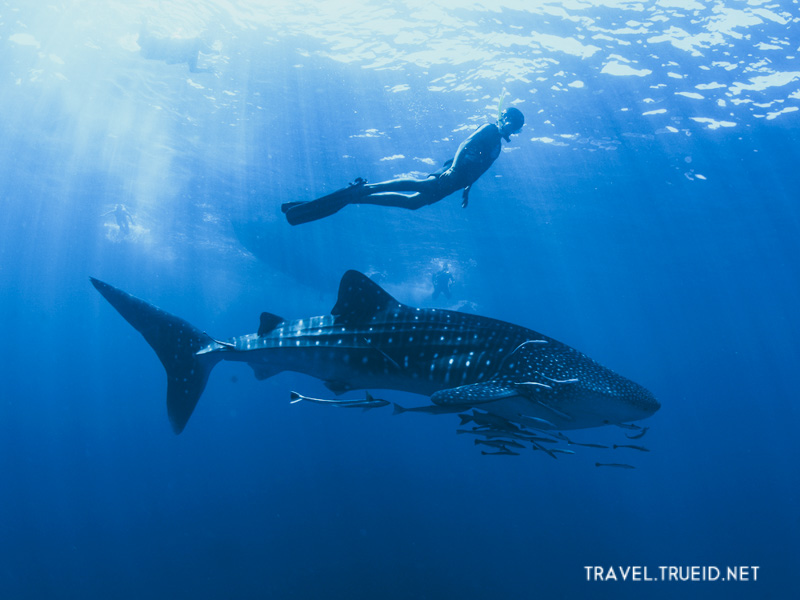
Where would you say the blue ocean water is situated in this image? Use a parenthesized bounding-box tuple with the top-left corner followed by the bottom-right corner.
(1, 1, 798, 598)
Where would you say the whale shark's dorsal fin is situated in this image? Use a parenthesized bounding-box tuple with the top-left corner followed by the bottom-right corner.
(258, 312, 284, 336)
(331, 270, 401, 325)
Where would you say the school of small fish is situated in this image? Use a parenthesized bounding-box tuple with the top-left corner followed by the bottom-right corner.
(290, 391, 650, 468)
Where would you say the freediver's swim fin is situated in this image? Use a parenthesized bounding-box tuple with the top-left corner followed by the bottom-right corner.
(281, 201, 305, 214)
(283, 178, 366, 226)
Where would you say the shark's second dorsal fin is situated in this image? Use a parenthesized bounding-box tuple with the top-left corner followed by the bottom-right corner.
(331, 270, 400, 325)
(258, 312, 284, 336)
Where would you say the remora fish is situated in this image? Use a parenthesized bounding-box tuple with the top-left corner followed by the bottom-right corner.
(289, 391, 389, 410)
(459, 411, 520, 430)
(392, 403, 461, 416)
(556, 433, 609, 449)
(481, 449, 520, 456)
(90, 270, 660, 434)
(626, 426, 649, 440)
(474, 438, 526, 449)
(456, 429, 558, 444)
(613, 444, 650, 452)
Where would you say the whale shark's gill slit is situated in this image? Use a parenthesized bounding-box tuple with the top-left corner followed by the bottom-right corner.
(542, 375, 579, 384)
(206, 335, 235, 349)
(514, 381, 553, 393)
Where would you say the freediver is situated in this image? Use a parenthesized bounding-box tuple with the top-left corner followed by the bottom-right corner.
(282, 107, 525, 226)
(103, 204, 135, 235)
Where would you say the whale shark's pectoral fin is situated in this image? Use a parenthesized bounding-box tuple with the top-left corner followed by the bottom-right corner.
(431, 381, 520, 407)
(430, 339, 577, 409)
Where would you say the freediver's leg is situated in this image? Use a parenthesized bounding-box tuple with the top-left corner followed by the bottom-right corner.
(283, 176, 445, 224)
(349, 176, 441, 210)
(362, 177, 432, 194)
(350, 192, 433, 210)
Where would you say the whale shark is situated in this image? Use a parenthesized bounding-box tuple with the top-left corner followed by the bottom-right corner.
(90, 270, 659, 434)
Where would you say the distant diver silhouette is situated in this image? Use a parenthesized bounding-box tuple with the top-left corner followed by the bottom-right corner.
(103, 204, 135, 235)
(432, 267, 454, 300)
(282, 107, 524, 226)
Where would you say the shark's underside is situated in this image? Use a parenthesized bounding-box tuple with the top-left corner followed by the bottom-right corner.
(90, 270, 659, 435)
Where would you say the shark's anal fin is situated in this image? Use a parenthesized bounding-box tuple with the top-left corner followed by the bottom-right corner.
(324, 380, 353, 395)
(331, 270, 403, 325)
(258, 312, 284, 336)
(250, 364, 283, 381)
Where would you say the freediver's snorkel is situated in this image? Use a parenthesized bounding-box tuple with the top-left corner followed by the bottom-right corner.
(496, 88, 507, 122)
(497, 89, 512, 141)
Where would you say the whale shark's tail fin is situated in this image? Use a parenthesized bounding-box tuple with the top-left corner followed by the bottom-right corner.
(90, 278, 221, 434)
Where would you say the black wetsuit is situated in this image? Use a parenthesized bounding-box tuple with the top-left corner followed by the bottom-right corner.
(354, 122, 504, 209)
(430, 122, 503, 200)
(283, 121, 507, 225)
